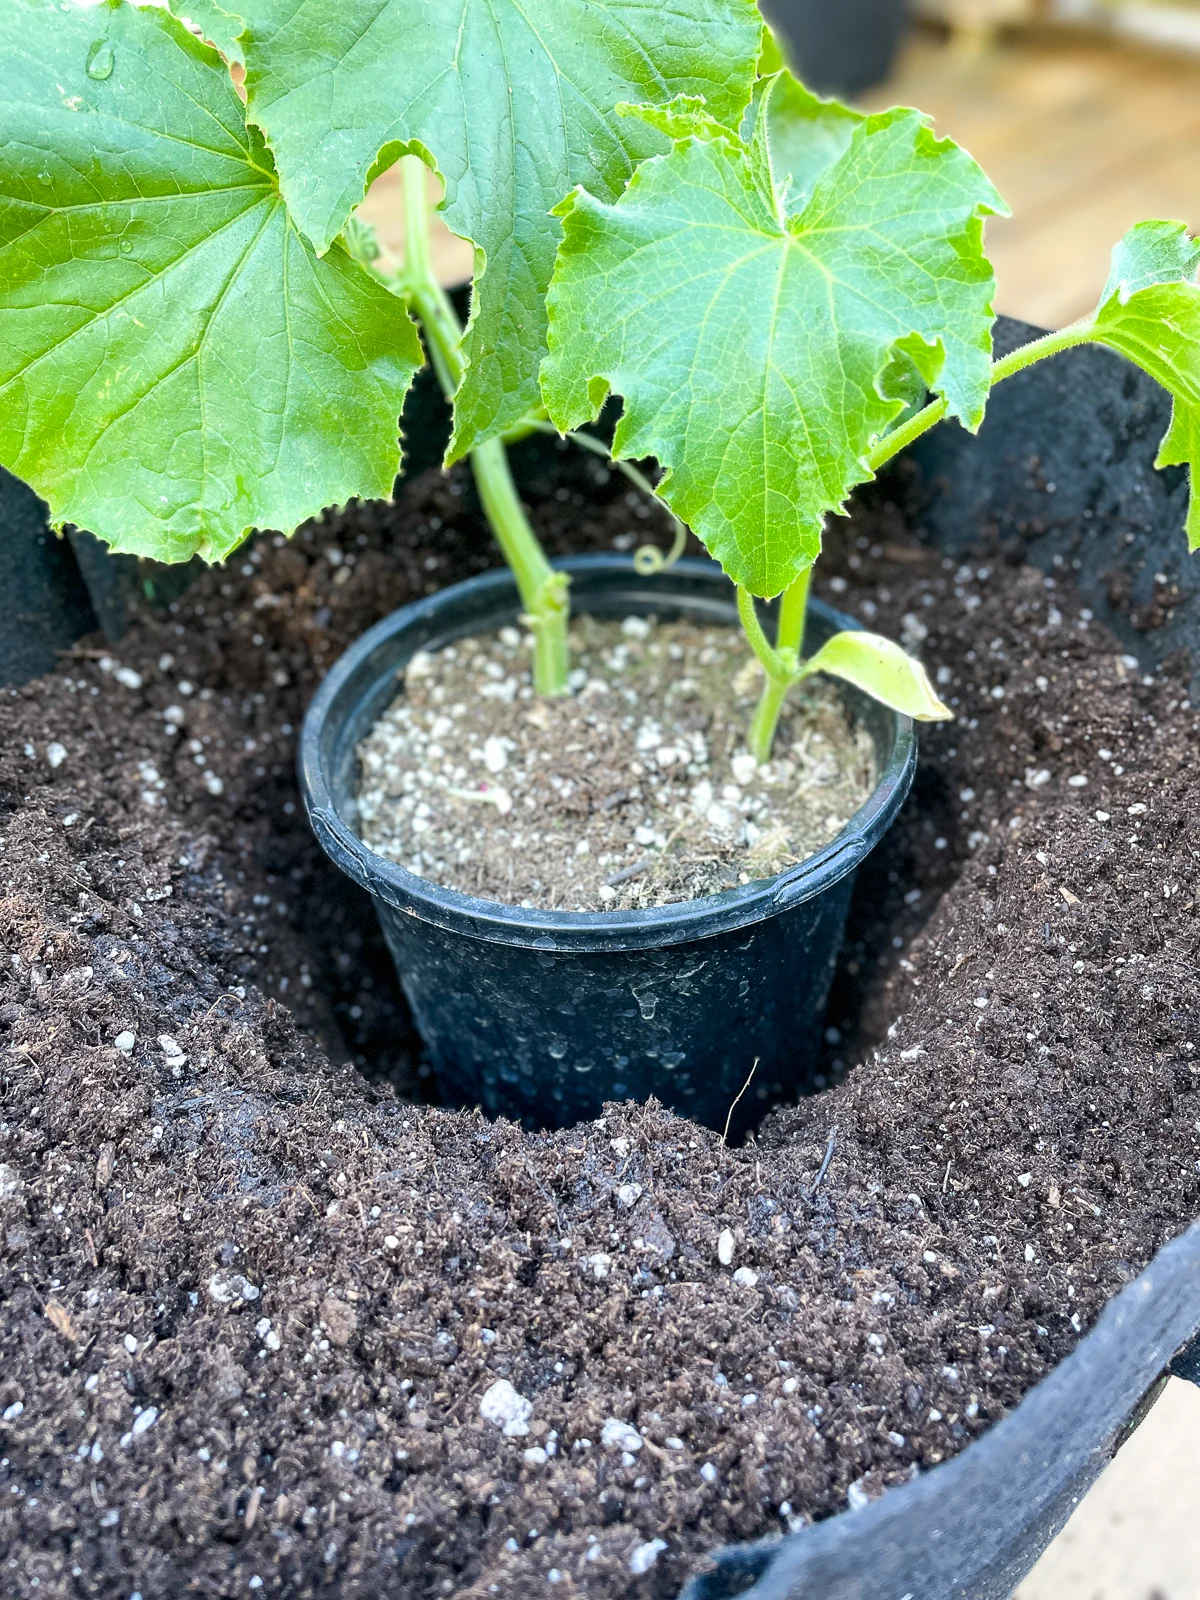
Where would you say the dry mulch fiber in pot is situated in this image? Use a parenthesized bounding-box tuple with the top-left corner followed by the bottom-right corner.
(2, 452, 1198, 1600)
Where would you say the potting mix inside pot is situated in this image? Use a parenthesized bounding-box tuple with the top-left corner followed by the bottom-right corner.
(3, 445, 1199, 1600)
(354, 615, 876, 914)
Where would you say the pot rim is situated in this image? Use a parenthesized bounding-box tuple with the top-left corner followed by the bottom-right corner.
(299, 554, 917, 954)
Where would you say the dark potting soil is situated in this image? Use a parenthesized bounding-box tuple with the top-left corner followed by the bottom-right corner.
(355, 615, 875, 912)
(2, 448, 1199, 1600)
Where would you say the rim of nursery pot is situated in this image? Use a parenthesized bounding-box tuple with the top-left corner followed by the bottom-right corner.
(300, 554, 917, 956)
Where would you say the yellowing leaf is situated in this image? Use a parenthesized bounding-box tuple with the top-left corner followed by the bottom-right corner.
(801, 631, 952, 721)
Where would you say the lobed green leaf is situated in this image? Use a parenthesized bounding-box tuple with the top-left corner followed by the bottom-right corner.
(756, 72, 862, 211)
(1086, 221, 1200, 549)
(542, 79, 1007, 596)
(0, 0, 421, 565)
(232, 0, 763, 462)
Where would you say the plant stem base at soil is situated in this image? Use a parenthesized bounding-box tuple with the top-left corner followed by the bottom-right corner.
(470, 437, 570, 696)
(740, 570, 812, 763)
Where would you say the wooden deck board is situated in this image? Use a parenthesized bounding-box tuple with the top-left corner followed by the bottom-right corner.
(354, 27, 1200, 330)
(867, 29, 1200, 326)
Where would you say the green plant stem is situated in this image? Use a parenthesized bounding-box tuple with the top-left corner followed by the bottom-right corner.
(738, 583, 807, 765)
(865, 395, 949, 474)
(400, 155, 569, 696)
(471, 436, 570, 693)
(747, 672, 792, 767)
(737, 319, 1104, 757)
(400, 157, 464, 396)
(865, 321, 1098, 475)
(775, 566, 811, 658)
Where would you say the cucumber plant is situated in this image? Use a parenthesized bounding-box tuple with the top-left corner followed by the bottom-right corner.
(2, 0, 1199, 770)
(541, 77, 1200, 758)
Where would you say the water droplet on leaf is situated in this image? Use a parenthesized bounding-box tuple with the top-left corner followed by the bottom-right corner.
(86, 41, 114, 80)
(119, 239, 132, 254)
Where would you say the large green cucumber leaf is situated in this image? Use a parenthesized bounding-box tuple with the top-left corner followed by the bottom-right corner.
(542, 81, 1006, 597)
(0, 0, 421, 564)
(234, 0, 763, 462)
(1085, 221, 1200, 548)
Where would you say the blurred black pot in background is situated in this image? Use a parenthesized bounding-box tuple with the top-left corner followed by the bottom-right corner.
(762, 0, 909, 97)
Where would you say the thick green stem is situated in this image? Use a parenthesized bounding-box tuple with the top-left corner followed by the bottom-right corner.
(866, 396, 949, 474)
(400, 156, 464, 397)
(776, 567, 811, 659)
(738, 584, 806, 765)
(747, 673, 792, 766)
(400, 155, 569, 695)
(989, 321, 1096, 383)
(471, 437, 570, 695)
(865, 320, 1099, 475)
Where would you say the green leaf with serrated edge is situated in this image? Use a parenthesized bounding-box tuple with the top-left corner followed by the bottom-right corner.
(542, 80, 1006, 596)
(802, 631, 952, 721)
(758, 20, 788, 76)
(1101, 218, 1200, 302)
(234, 0, 763, 464)
(1084, 222, 1200, 549)
(172, 0, 245, 66)
(758, 72, 863, 211)
(0, 0, 421, 565)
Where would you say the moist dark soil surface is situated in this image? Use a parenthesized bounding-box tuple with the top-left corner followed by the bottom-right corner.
(356, 614, 875, 911)
(2, 446, 1199, 1600)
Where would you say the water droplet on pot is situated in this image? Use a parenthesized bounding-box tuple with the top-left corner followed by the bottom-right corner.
(547, 1036, 566, 1060)
(660, 1051, 686, 1071)
(86, 40, 114, 79)
(635, 991, 657, 1021)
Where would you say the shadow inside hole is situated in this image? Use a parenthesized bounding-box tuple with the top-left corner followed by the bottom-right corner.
(289, 846, 435, 1104)
(275, 749, 965, 1144)
(816, 758, 964, 1092)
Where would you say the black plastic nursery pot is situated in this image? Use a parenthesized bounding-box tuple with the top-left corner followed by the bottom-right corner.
(762, 0, 910, 98)
(300, 554, 916, 1135)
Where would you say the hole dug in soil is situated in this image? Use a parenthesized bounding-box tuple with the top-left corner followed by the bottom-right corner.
(1, 458, 1199, 1600)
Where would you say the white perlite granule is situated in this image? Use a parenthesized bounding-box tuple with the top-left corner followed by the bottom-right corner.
(356, 615, 876, 912)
